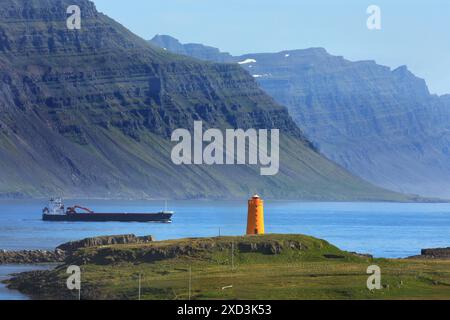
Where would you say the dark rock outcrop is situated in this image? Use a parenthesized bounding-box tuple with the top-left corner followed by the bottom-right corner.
(407, 248, 450, 260)
(407, 247, 450, 260)
(56, 234, 154, 252)
(0, 234, 153, 264)
(349, 252, 373, 259)
(0, 249, 65, 264)
(237, 241, 287, 254)
(421, 247, 450, 258)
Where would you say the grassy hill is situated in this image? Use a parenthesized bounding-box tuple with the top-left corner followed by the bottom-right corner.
(8, 234, 450, 300)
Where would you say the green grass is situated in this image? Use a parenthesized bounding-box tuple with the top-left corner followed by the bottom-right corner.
(77, 258, 450, 300)
(19, 234, 450, 300)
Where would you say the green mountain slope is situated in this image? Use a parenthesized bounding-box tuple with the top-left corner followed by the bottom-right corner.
(0, 0, 409, 200)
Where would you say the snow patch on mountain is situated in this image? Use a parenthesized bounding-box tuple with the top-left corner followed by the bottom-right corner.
(253, 74, 271, 78)
(238, 58, 256, 65)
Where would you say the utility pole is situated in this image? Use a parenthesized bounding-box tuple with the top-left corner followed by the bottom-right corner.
(78, 276, 81, 301)
(138, 273, 141, 301)
(188, 266, 192, 300)
(231, 241, 234, 270)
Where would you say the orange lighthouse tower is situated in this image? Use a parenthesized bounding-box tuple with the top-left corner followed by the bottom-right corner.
(246, 195, 265, 235)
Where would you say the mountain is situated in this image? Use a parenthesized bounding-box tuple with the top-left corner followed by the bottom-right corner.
(150, 35, 234, 63)
(0, 0, 408, 201)
(150, 36, 450, 199)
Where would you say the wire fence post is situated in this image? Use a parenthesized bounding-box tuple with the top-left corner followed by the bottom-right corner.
(138, 273, 141, 301)
(188, 266, 192, 300)
(231, 240, 234, 270)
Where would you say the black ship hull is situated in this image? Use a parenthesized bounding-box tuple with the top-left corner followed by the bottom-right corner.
(42, 212, 172, 223)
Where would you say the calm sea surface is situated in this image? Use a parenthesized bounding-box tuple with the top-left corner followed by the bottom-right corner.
(0, 200, 449, 258)
(1, 200, 450, 299)
(0, 264, 56, 300)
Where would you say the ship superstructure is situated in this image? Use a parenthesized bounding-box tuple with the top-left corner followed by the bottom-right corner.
(42, 199, 173, 223)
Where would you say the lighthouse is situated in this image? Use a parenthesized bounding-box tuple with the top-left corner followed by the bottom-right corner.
(246, 195, 265, 235)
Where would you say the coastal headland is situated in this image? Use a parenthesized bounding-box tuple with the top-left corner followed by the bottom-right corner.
(2, 234, 450, 300)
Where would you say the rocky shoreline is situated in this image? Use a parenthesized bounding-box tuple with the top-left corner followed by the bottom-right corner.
(2, 234, 450, 300)
(0, 234, 155, 265)
(0, 249, 66, 265)
(407, 247, 450, 260)
(2, 233, 449, 265)
(3, 234, 353, 300)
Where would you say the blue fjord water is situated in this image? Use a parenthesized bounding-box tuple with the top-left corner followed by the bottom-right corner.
(0, 264, 56, 300)
(1, 200, 450, 299)
(0, 200, 449, 258)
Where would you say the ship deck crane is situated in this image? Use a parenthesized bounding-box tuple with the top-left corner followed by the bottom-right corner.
(66, 205, 95, 215)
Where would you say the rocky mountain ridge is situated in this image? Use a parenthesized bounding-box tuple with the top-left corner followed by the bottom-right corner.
(0, 0, 405, 201)
(150, 35, 450, 198)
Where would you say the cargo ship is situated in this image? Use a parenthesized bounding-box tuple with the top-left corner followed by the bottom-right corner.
(42, 198, 173, 223)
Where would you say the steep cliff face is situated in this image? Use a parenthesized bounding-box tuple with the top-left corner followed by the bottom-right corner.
(150, 35, 234, 63)
(150, 36, 450, 198)
(0, 0, 405, 200)
(237, 51, 450, 198)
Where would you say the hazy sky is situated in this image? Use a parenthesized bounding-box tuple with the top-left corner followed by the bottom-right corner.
(92, 0, 450, 95)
